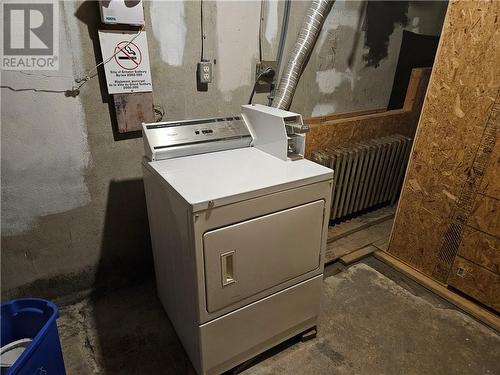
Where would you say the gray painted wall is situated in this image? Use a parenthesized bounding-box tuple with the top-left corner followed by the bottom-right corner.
(1, 1, 447, 298)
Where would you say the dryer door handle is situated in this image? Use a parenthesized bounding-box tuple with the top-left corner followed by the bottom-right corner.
(221, 251, 236, 287)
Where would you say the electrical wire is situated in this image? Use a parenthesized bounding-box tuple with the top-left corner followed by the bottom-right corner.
(74, 25, 145, 91)
(200, 0, 205, 61)
(1, 25, 145, 95)
(154, 104, 165, 122)
(258, 0, 266, 62)
(16, 71, 74, 79)
(248, 67, 274, 105)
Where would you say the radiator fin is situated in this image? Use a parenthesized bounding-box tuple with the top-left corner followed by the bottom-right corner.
(313, 135, 413, 221)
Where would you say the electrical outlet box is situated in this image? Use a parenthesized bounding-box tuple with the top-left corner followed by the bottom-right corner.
(197, 61, 212, 84)
(255, 60, 277, 93)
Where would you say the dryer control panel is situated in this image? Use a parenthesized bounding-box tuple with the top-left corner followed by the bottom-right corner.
(143, 116, 252, 161)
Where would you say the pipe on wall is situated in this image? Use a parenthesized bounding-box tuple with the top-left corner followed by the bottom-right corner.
(268, 0, 291, 106)
(272, 0, 334, 110)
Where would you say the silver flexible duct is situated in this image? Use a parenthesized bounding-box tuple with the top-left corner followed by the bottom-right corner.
(272, 0, 333, 110)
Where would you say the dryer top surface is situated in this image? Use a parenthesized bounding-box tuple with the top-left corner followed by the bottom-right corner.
(146, 147, 333, 211)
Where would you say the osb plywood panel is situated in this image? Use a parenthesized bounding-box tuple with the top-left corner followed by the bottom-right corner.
(458, 227, 500, 274)
(448, 256, 500, 311)
(467, 194, 500, 238)
(114, 92, 154, 133)
(304, 68, 430, 159)
(479, 132, 500, 199)
(305, 108, 386, 125)
(389, 0, 500, 277)
(390, 202, 450, 273)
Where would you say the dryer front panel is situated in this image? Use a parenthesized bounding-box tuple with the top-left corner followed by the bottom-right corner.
(203, 200, 325, 313)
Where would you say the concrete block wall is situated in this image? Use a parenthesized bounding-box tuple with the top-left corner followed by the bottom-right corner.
(0, 1, 447, 299)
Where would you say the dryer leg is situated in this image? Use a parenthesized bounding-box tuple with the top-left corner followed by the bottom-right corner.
(301, 326, 317, 342)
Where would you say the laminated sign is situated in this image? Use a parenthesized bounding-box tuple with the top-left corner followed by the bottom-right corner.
(98, 30, 152, 94)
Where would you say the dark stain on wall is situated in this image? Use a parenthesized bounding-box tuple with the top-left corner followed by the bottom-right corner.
(363, 1, 409, 68)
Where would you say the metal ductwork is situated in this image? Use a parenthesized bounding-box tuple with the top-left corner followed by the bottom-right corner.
(272, 0, 334, 110)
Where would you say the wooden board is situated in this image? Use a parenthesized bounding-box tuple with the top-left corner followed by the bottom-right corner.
(325, 240, 351, 264)
(372, 238, 389, 252)
(340, 245, 376, 265)
(304, 108, 386, 125)
(458, 227, 500, 274)
(325, 217, 393, 264)
(374, 251, 500, 332)
(327, 205, 396, 243)
(304, 68, 431, 159)
(479, 130, 500, 199)
(447, 256, 500, 312)
(467, 194, 500, 238)
(389, 1, 500, 284)
(113, 92, 154, 133)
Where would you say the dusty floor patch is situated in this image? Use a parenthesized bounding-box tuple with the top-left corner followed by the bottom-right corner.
(57, 259, 500, 374)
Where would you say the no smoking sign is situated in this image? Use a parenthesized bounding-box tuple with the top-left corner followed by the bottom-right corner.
(114, 41, 143, 70)
(98, 30, 152, 94)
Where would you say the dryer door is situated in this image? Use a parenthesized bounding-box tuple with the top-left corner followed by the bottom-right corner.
(203, 200, 325, 313)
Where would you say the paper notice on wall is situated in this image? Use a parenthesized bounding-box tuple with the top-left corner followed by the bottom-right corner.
(98, 30, 153, 94)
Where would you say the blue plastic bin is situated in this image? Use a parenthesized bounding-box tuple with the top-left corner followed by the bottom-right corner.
(1, 298, 66, 375)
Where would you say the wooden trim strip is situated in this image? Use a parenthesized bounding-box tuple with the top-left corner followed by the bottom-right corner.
(374, 250, 500, 332)
(304, 108, 387, 125)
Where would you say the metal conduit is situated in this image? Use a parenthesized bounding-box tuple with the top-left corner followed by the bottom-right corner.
(272, 0, 333, 110)
(268, 0, 291, 106)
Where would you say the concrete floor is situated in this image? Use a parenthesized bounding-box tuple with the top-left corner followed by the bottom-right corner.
(57, 258, 500, 375)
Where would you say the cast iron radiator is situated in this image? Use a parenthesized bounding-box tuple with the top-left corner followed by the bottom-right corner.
(312, 135, 412, 221)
